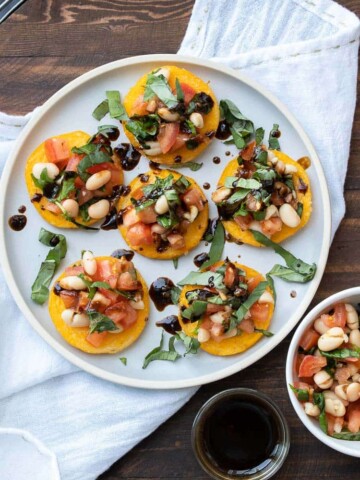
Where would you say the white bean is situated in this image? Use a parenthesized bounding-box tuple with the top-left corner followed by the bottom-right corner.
(85, 170, 111, 191)
(314, 317, 330, 335)
(223, 328, 237, 339)
(183, 205, 199, 223)
(61, 308, 75, 326)
(72, 313, 90, 328)
(350, 329, 360, 348)
(91, 292, 111, 309)
(210, 312, 226, 324)
(189, 112, 204, 129)
(32, 162, 59, 180)
(62, 199, 79, 218)
(155, 195, 169, 215)
(198, 328, 210, 343)
(157, 107, 179, 122)
(130, 299, 145, 310)
(211, 187, 231, 203)
(88, 199, 110, 219)
(304, 402, 320, 417)
(265, 205, 279, 220)
(143, 141, 162, 156)
(284, 164, 298, 174)
(258, 291, 274, 304)
(279, 203, 301, 228)
(313, 370, 333, 389)
(347, 383, 360, 402)
(248, 220, 263, 233)
(318, 327, 348, 352)
(324, 397, 346, 417)
(59, 275, 87, 290)
(345, 303, 359, 330)
(82, 250, 97, 276)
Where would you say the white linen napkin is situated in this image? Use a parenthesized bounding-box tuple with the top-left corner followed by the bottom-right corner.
(0, 1, 359, 479)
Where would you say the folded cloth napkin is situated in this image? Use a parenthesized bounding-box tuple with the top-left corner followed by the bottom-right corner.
(0, 1, 359, 479)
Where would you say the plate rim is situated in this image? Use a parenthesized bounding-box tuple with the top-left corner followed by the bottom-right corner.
(0, 53, 331, 389)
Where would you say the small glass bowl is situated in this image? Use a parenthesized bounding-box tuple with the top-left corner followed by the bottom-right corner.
(191, 388, 290, 480)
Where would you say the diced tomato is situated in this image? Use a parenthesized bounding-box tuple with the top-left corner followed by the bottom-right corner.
(335, 366, 352, 384)
(224, 263, 238, 289)
(239, 318, 254, 334)
(293, 381, 312, 391)
(132, 188, 145, 200)
(137, 205, 157, 224)
(167, 233, 185, 249)
(127, 223, 153, 246)
(260, 217, 283, 236)
(182, 187, 204, 211)
(86, 331, 108, 347)
(65, 265, 84, 276)
(104, 301, 137, 330)
(180, 83, 196, 105)
(66, 154, 82, 172)
(347, 401, 360, 433)
(298, 355, 327, 378)
(59, 290, 79, 309)
(74, 177, 85, 189)
(206, 303, 225, 314)
(94, 260, 117, 288)
(131, 94, 150, 116)
(98, 287, 119, 304)
(123, 208, 141, 227)
(299, 328, 320, 352)
(78, 188, 94, 206)
(170, 134, 190, 152)
(296, 354, 305, 375)
(117, 272, 138, 290)
(158, 123, 180, 154)
(326, 414, 344, 436)
(43, 201, 61, 215)
(323, 304, 347, 328)
(247, 275, 263, 292)
(234, 214, 252, 230)
(44, 138, 70, 163)
(249, 303, 269, 323)
(240, 141, 256, 161)
(86, 162, 116, 174)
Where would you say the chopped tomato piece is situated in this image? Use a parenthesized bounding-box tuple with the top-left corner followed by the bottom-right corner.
(347, 401, 360, 433)
(249, 303, 269, 323)
(98, 287, 119, 304)
(260, 217, 283, 236)
(326, 414, 344, 436)
(240, 141, 256, 161)
(104, 301, 137, 329)
(59, 290, 79, 309)
(182, 187, 204, 211)
(123, 208, 141, 227)
(335, 365, 352, 383)
(298, 355, 327, 378)
(247, 275, 263, 293)
(299, 328, 320, 352)
(43, 201, 61, 215)
(131, 94, 150, 116)
(65, 265, 84, 276)
(167, 233, 185, 249)
(239, 318, 254, 334)
(74, 177, 85, 189)
(66, 154, 82, 172)
(94, 260, 117, 288)
(117, 272, 138, 290)
(206, 303, 225, 314)
(296, 354, 305, 375)
(158, 123, 180, 154)
(180, 83, 196, 105)
(78, 188, 94, 206)
(137, 205, 157, 224)
(234, 214, 252, 231)
(86, 331, 108, 347)
(170, 133, 190, 152)
(86, 162, 116, 174)
(224, 263, 238, 289)
(127, 223, 153, 246)
(44, 138, 70, 163)
(293, 381, 312, 391)
(323, 304, 347, 328)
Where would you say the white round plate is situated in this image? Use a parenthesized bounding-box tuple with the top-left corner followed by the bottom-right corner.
(0, 54, 331, 389)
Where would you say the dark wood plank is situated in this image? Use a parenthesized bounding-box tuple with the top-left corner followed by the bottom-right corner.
(1, 0, 360, 479)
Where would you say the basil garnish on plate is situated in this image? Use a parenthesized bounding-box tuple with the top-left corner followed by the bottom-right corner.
(92, 90, 128, 121)
(168, 161, 203, 172)
(143, 73, 178, 109)
(88, 310, 118, 334)
(219, 99, 254, 149)
(201, 221, 225, 269)
(268, 124, 281, 150)
(142, 332, 181, 369)
(31, 228, 67, 305)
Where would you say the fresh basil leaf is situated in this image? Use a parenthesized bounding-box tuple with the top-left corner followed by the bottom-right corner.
(174, 175, 191, 193)
(175, 331, 200, 355)
(268, 265, 313, 283)
(234, 202, 248, 217)
(255, 150, 268, 166)
(31, 229, 67, 305)
(255, 127, 265, 145)
(88, 310, 118, 334)
(168, 161, 203, 172)
(133, 198, 156, 212)
(164, 188, 180, 206)
(254, 328, 274, 337)
(225, 189, 250, 204)
(289, 384, 309, 402)
(157, 213, 178, 229)
(31, 168, 55, 190)
(175, 78, 184, 102)
(92, 99, 109, 121)
(201, 221, 225, 269)
(235, 281, 268, 323)
(181, 300, 208, 321)
(332, 431, 360, 441)
(269, 124, 281, 150)
(97, 124, 120, 137)
(229, 126, 246, 149)
(106, 90, 128, 121)
(80, 275, 134, 301)
(220, 99, 251, 123)
(266, 274, 276, 305)
(187, 92, 214, 115)
(253, 168, 277, 182)
(77, 149, 113, 181)
(178, 271, 225, 289)
(173, 258, 179, 269)
(252, 211, 266, 221)
(224, 177, 261, 190)
(297, 202, 304, 218)
(79, 203, 91, 223)
(57, 177, 75, 202)
(319, 348, 360, 359)
(119, 357, 127, 366)
(143, 73, 178, 109)
(313, 392, 327, 434)
(142, 332, 181, 369)
(251, 230, 317, 282)
(126, 114, 160, 142)
(71, 143, 97, 155)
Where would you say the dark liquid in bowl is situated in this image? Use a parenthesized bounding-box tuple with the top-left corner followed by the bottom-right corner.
(202, 398, 279, 474)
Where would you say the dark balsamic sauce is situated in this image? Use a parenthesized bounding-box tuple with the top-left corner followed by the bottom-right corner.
(149, 277, 176, 311)
(202, 218, 219, 241)
(100, 207, 121, 230)
(139, 174, 150, 183)
(203, 182, 210, 190)
(215, 120, 231, 140)
(202, 398, 279, 473)
(105, 127, 120, 141)
(156, 315, 181, 335)
(31, 193, 43, 203)
(225, 151, 231, 156)
(212, 156, 221, 164)
(149, 161, 160, 170)
(53, 283, 62, 296)
(194, 252, 210, 268)
(174, 155, 182, 163)
(8, 215, 27, 231)
(18, 205, 26, 214)
(114, 143, 141, 171)
(111, 249, 135, 261)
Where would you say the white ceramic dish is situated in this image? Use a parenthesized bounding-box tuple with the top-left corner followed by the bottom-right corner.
(0, 54, 331, 389)
(286, 287, 360, 457)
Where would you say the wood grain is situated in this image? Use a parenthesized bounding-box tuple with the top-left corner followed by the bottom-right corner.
(1, 0, 360, 479)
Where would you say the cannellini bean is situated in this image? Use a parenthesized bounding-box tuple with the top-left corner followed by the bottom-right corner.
(108, 324, 124, 334)
(304, 402, 320, 417)
(32, 162, 59, 180)
(347, 383, 360, 402)
(352, 373, 360, 383)
(151, 223, 167, 234)
(144, 141, 162, 156)
(91, 292, 111, 309)
(275, 160, 285, 175)
(210, 312, 227, 324)
(146, 99, 157, 112)
(314, 370, 333, 389)
(248, 220, 263, 233)
(345, 304, 359, 330)
(279, 204, 301, 228)
(130, 299, 145, 310)
(157, 107, 179, 122)
(198, 328, 211, 343)
(62, 199, 79, 218)
(189, 112, 204, 129)
(183, 205, 199, 223)
(318, 327, 348, 352)
(265, 205, 279, 220)
(314, 317, 330, 335)
(267, 150, 278, 163)
(324, 395, 346, 417)
(82, 250, 97, 276)
(59, 275, 87, 290)
(284, 164, 298, 174)
(85, 170, 111, 191)
(154, 67, 170, 80)
(211, 187, 231, 203)
(349, 329, 360, 348)
(88, 199, 110, 219)
(61, 308, 75, 326)
(258, 291, 274, 304)
(223, 328, 237, 339)
(155, 195, 169, 215)
(72, 313, 90, 328)
(347, 363, 359, 376)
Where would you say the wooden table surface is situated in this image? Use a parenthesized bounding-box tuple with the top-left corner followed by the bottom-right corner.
(1, 1, 360, 478)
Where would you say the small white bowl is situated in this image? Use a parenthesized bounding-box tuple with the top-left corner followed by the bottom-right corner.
(286, 287, 360, 457)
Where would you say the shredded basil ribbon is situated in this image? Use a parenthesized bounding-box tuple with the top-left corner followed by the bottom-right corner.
(235, 281, 268, 323)
(88, 310, 118, 334)
(201, 221, 225, 269)
(289, 383, 309, 402)
(168, 161, 203, 172)
(31, 228, 67, 305)
(142, 332, 181, 369)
